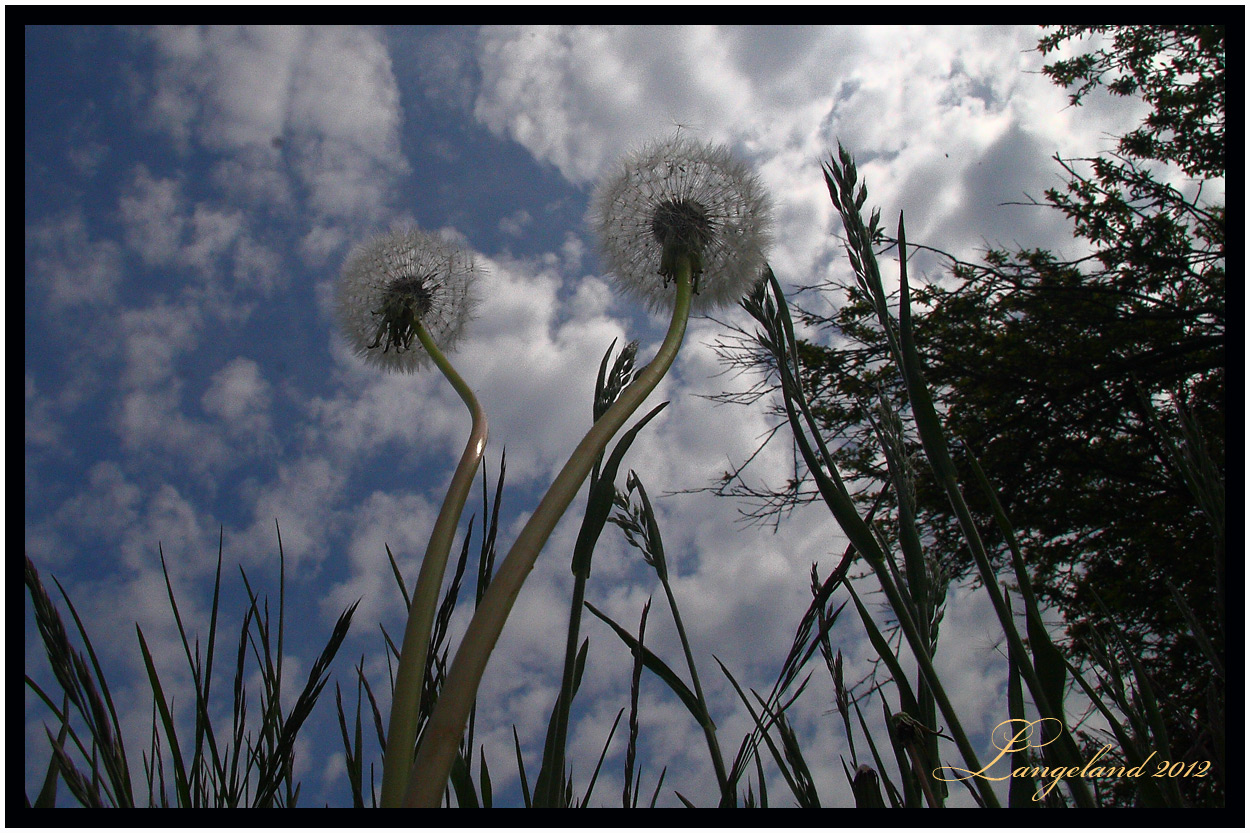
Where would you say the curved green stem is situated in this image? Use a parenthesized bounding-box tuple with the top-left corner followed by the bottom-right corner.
(406, 261, 694, 807)
(379, 320, 487, 808)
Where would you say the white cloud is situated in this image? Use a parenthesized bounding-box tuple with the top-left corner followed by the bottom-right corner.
(141, 25, 298, 152)
(25, 461, 143, 569)
(116, 165, 282, 300)
(235, 456, 348, 573)
(474, 25, 752, 185)
(499, 208, 533, 238)
(25, 211, 125, 309)
(118, 301, 201, 388)
(118, 166, 188, 267)
(469, 25, 1144, 295)
(201, 357, 273, 436)
(117, 387, 233, 478)
(184, 203, 247, 273)
(142, 25, 409, 226)
(310, 358, 449, 464)
(325, 489, 440, 633)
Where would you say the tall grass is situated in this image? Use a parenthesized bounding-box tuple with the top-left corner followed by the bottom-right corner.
(24, 527, 357, 808)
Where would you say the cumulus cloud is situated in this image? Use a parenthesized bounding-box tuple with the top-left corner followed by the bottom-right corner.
(470, 25, 1138, 294)
(24, 375, 63, 450)
(118, 166, 191, 267)
(25, 211, 125, 309)
(201, 357, 273, 435)
(235, 456, 349, 573)
(115, 164, 285, 307)
(324, 489, 440, 631)
(118, 301, 202, 388)
(140, 25, 409, 226)
(498, 207, 533, 238)
(475, 25, 752, 185)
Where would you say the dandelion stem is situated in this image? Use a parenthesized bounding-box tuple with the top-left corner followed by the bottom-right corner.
(380, 319, 487, 809)
(406, 259, 695, 807)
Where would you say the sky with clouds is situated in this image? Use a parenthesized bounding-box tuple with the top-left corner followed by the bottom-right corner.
(25, 25, 1160, 808)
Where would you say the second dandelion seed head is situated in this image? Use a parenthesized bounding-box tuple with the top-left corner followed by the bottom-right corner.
(592, 135, 774, 313)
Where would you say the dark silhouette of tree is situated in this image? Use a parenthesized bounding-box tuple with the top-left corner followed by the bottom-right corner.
(712, 25, 1225, 806)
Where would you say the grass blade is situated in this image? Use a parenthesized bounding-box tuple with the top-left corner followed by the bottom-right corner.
(135, 624, 192, 807)
(447, 748, 478, 808)
(623, 600, 650, 808)
(512, 726, 532, 808)
(584, 601, 706, 726)
(580, 708, 624, 808)
(715, 659, 811, 808)
(31, 693, 72, 808)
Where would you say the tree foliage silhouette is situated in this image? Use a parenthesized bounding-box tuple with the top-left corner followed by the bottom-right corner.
(715, 25, 1225, 805)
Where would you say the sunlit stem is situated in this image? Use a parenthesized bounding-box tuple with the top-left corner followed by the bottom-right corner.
(405, 258, 695, 807)
(380, 319, 487, 809)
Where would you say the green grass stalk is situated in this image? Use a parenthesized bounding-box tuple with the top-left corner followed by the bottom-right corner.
(888, 216, 1095, 808)
(619, 471, 732, 803)
(750, 267, 999, 808)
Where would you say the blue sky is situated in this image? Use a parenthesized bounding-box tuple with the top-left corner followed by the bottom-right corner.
(25, 25, 1157, 809)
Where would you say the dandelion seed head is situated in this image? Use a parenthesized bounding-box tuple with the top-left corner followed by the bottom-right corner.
(591, 135, 773, 313)
(338, 227, 480, 373)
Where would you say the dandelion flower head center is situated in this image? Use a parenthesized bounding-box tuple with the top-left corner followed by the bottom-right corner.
(368, 271, 439, 354)
(650, 198, 714, 273)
